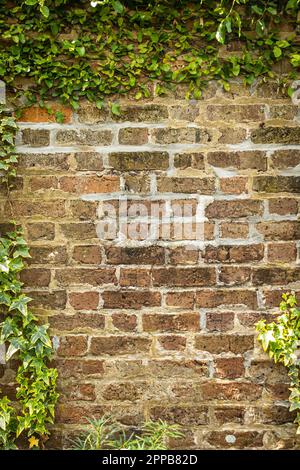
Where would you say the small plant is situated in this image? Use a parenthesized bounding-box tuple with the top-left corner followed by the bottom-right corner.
(71, 416, 183, 450)
(256, 292, 300, 434)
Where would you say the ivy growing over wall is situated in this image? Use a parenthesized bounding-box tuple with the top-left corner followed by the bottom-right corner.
(0, 105, 59, 450)
(257, 293, 300, 435)
(0, 0, 299, 113)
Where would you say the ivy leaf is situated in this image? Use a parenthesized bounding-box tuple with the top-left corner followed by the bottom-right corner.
(273, 46, 282, 58)
(112, 0, 124, 14)
(40, 5, 49, 18)
(111, 103, 121, 116)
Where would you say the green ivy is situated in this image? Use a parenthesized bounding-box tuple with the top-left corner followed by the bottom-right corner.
(0, 0, 299, 113)
(256, 293, 300, 435)
(0, 105, 59, 450)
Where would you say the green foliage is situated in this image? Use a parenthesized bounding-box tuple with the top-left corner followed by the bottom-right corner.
(0, 0, 298, 111)
(256, 293, 300, 434)
(71, 416, 183, 450)
(0, 105, 59, 449)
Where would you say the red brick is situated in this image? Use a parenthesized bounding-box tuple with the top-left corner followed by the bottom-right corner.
(256, 221, 300, 241)
(195, 289, 257, 309)
(219, 177, 248, 194)
(55, 268, 116, 286)
(111, 313, 137, 332)
(60, 175, 119, 194)
(157, 335, 186, 351)
(142, 313, 199, 332)
(102, 290, 161, 309)
(195, 334, 254, 354)
(268, 198, 298, 215)
(20, 268, 51, 287)
(69, 292, 99, 310)
(219, 266, 251, 285)
(206, 312, 235, 332)
(57, 335, 88, 357)
(206, 200, 263, 218)
(267, 242, 297, 262)
(119, 268, 152, 287)
(165, 292, 195, 309)
(152, 267, 215, 287)
(72, 245, 102, 264)
(215, 357, 245, 379)
(90, 335, 151, 355)
(201, 381, 262, 401)
(220, 222, 249, 239)
(18, 105, 72, 123)
(106, 246, 165, 265)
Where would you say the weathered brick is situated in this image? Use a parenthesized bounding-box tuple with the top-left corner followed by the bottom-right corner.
(118, 128, 148, 145)
(253, 176, 300, 193)
(57, 335, 88, 357)
(69, 200, 97, 220)
(219, 266, 251, 286)
(152, 127, 210, 144)
(72, 245, 102, 264)
(205, 430, 263, 449)
(267, 242, 297, 262)
(206, 312, 235, 332)
(195, 289, 257, 309)
(121, 105, 168, 122)
(208, 151, 266, 171)
(150, 405, 208, 426)
(50, 313, 104, 331)
(269, 198, 298, 215)
(270, 149, 300, 169)
(10, 201, 65, 218)
(174, 152, 205, 170)
(217, 127, 247, 144)
(60, 175, 119, 194)
(169, 104, 199, 121)
(124, 174, 150, 193)
(102, 381, 147, 401)
(142, 313, 199, 332)
(109, 151, 169, 171)
(207, 104, 264, 122)
(157, 177, 215, 194)
(167, 247, 199, 265)
(157, 335, 187, 351)
(75, 152, 103, 171)
(29, 176, 58, 192)
(90, 335, 151, 355)
(268, 105, 298, 120)
(19, 105, 72, 123)
(106, 246, 165, 265)
(119, 268, 151, 287)
(69, 292, 99, 310)
(251, 126, 300, 144)
(219, 177, 248, 195)
(206, 200, 263, 218)
(20, 268, 51, 287)
(215, 357, 245, 379)
(27, 222, 55, 241)
(17, 153, 71, 171)
(28, 246, 67, 265)
(201, 381, 261, 401)
(60, 223, 96, 240)
(165, 292, 195, 309)
(204, 244, 264, 263)
(214, 407, 245, 425)
(55, 268, 116, 286)
(220, 222, 249, 239)
(195, 334, 254, 354)
(21, 128, 50, 146)
(263, 289, 300, 308)
(111, 313, 137, 332)
(102, 290, 161, 309)
(56, 129, 112, 145)
(152, 267, 215, 287)
(27, 290, 67, 310)
(256, 221, 300, 240)
(252, 267, 300, 285)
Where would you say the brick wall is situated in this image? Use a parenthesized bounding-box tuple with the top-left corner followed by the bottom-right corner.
(1, 80, 300, 449)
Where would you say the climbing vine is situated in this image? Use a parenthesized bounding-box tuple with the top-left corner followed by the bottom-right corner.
(256, 293, 300, 435)
(0, 105, 59, 449)
(0, 0, 299, 114)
